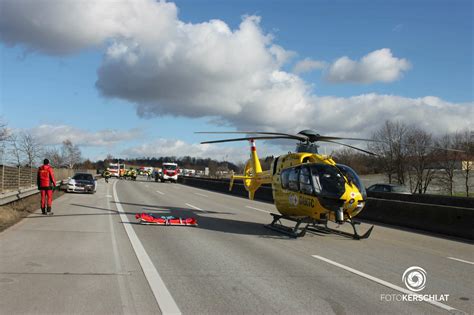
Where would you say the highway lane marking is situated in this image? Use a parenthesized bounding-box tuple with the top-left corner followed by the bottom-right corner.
(185, 203, 207, 213)
(193, 192, 208, 197)
(113, 181, 181, 315)
(311, 255, 459, 313)
(447, 257, 474, 265)
(245, 205, 271, 214)
(156, 190, 165, 195)
(106, 184, 133, 312)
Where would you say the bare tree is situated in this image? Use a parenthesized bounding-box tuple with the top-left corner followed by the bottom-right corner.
(0, 120, 8, 142)
(8, 132, 23, 166)
(44, 147, 65, 168)
(19, 131, 42, 167)
(370, 121, 409, 184)
(105, 154, 114, 164)
(435, 133, 464, 195)
(0, 120, 9, 163)
(405, 127, 436, 194)
(61, 140, 82, 169)
(332, 147, 373, 174)
(457, 130, 473, 196)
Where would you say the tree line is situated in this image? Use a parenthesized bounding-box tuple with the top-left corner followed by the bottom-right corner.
(333, 121, 472, 196)
(1, 119, 471, 196)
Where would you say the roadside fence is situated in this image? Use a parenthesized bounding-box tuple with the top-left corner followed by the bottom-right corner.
(0, 165, 94, 194)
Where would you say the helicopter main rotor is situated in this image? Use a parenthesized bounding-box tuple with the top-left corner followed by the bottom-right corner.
(196, 130, 379, 155)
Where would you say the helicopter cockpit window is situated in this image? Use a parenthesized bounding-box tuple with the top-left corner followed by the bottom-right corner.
(280, 168, 290, 189)
(299, 166, 313, 195)
(288, 167, 300, 191)
(310, 164, 345, 198)
(337, 164, 367, 199)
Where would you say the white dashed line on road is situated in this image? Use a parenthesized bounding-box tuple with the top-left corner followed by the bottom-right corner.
(156, 190, 165, 195)
(447, 257, 474, 265)
(245, 205, 271, 214)
(193, 192, 208, 197)
(185, 203, 207, 213)
(311, 255, 459, 313)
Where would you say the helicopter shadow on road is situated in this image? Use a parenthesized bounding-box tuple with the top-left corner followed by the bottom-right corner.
(27, 201, 339, 240)
(112, 201, 293, 240)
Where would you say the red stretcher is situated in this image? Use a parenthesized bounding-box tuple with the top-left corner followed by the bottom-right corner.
(135, 213, 198, 226)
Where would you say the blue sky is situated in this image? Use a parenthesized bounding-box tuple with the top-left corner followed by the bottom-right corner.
(1, 0, 472, 163)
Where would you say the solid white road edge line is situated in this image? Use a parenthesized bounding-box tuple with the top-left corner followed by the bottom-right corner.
(185, 203, 207, 213)
(311, 255, 459, 313)
(156, 190, 165, 195)
(447, 257, 474, 265)
(193, 192, 208, 197)
(113, 181, 181, 315)
(245, 205, 271, 214)
(106, 184, 132, 311)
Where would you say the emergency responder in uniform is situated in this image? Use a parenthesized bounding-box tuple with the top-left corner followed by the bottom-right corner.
(37, 159, 56, 215)
(103, 168, 111, 183)
(130, 168, 137, 181)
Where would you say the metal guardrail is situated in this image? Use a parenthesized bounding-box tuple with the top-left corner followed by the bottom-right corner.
(0, 166, 96, 205)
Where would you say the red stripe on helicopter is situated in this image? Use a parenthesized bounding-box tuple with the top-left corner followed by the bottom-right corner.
(250, 139, 256, 151)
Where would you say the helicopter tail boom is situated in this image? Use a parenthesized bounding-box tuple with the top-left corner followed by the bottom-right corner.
(230, 139, 271, 200)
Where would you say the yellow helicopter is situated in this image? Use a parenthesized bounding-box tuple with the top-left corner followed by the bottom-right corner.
(197, 130, 378, 239)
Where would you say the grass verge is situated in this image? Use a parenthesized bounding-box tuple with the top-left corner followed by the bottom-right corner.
(0, 190, 65, 233)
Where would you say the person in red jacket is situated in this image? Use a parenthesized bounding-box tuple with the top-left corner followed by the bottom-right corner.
(37, 159, 56, 215)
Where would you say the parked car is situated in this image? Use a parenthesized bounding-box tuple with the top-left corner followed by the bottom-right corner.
(61, 173, 96, 193)
(366, 183, 411, 194)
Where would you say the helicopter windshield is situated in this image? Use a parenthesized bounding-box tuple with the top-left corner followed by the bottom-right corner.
(309, 164, 346, 199)
(336, 164, 367, 199)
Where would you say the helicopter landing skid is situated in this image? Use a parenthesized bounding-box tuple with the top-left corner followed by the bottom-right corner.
(307, 219, 374, 240)
(264, 213, 310, 238)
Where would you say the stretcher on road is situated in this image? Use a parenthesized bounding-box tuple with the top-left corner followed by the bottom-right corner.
(135, 213, 198, 226)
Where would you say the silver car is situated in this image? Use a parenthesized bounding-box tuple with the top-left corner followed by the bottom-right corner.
(61, 173, 97, 194)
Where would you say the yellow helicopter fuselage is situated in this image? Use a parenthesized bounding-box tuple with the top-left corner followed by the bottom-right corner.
(202, 132, 374, 238)
(270, 152, 365, 222)
(230, 142, 366, 224)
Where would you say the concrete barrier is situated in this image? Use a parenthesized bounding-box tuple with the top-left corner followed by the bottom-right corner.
(360, 198, 474, 240)
(179, 176, 474, 240)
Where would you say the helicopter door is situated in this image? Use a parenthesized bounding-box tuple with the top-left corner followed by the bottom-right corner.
(287, 167, 300, 191)
(299, 166, 313, 195)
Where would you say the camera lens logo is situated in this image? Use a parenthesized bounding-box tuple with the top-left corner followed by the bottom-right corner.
(402, 266, 427, 292)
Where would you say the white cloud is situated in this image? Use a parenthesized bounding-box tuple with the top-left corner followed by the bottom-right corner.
(0, 0, 178, 54)
(121, 137, 288, 163)
(122, 138, 245, 163)
(30, 125, 142, 147)
(292, 58, 326, 74)
(306, 94, 472, 137)
(325, 48, 411, 84)
(1, 1, 470, 148)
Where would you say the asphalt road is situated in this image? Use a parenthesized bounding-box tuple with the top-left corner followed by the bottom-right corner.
(0, 177, 472, 314)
